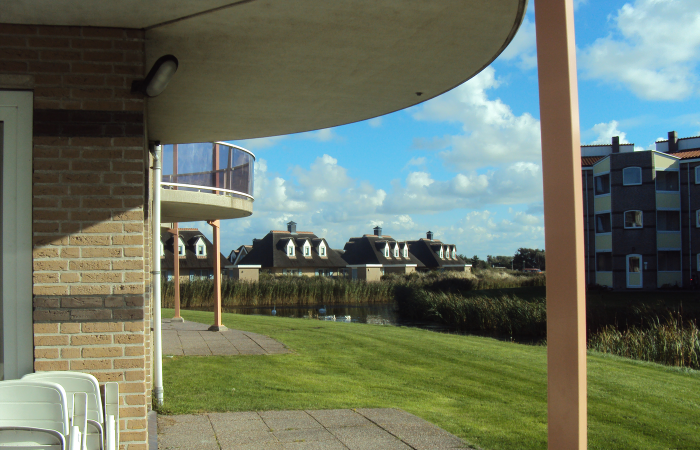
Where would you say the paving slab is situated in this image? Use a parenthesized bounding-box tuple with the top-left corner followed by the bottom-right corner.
(161, 319, 290, 356)
(158, 409, 471, 450)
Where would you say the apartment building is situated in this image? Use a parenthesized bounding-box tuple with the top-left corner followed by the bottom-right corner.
(582, 132, 700, 289)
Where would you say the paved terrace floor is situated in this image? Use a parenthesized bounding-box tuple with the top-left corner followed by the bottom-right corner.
(158, 320, 469, 449)
(158, 409, 468, 450)
(162, 319, 291, 356)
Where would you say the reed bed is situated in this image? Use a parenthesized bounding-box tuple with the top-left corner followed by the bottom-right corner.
(161, 276, 396, 309)
(395, 286, 547, 337)
(588, 317, 700, 369)
(161, 270, 546, 310)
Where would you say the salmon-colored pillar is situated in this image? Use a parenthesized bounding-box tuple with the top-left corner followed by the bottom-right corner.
(208, 219, 226, 331)
(535, 0, 587, 449)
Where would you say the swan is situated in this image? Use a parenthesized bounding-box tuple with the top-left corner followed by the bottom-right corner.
(271, 306, 277, 316)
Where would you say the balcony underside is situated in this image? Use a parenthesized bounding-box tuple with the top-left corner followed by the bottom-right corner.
(4, 0, 527, 144)
(160, 188, 253, 223)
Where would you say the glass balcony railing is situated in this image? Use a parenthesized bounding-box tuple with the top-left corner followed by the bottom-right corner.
(161, 142, 254, 200)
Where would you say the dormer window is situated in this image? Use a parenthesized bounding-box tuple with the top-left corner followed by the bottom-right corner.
(439, 247, 444, 258)
(319, 241, 327, 257)
(286, 240, 295, 257)
(384, 244, 390, 258)
(160, 242, 165, 258)
(393, 244, 399, 258)
(195, 238, 207, 257)
(451, 248, 457, 259)
(178, 237, 186, 256)
(402, 245, 408, 258)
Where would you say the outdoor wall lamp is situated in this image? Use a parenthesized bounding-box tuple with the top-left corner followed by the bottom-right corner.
(131, 54, 179, 97)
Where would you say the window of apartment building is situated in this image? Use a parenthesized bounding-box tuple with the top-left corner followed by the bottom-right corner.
(658, 251, 681, 271)
(304, 244, 310, 256)
(596, 252, 612, 272)
(595, 213, 611, 233)
(594, 173, 610, 195)
(393, 245, 399, 258)
(178, 245, 185, 256)
(695, 166, 700, 184)
(624, 210, 643, 228)
(384, 245, 390, 258)
(439, 247, 444, 258)
(197, 244, 206, 256)
(657, 210, 680, 231)
(623, 167, 642, 185)
(403, 245, 408, 258)
(286, 241, 295, 256)
(697, 253, 700, 271)
(320, 245, 326, 256)
(656, 171, 679, 191)
(696, 210, 700, 228)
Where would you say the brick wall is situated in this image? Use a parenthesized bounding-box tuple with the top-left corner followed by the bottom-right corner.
(1, 23, 152, 450)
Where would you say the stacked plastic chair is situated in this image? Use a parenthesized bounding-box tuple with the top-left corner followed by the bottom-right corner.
(0, 380, 85, 450)
(21, 373, 119, 450)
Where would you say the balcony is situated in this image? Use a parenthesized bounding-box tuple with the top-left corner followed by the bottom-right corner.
(161, 142, 255, 223)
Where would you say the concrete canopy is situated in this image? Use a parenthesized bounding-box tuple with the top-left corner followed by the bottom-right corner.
(6, 0, 527, 144)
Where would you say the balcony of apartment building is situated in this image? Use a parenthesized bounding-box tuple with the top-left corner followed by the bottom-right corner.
(160, 142, 255, 223)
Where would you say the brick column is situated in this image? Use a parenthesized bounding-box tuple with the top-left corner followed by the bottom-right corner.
(1, 23, 151, 450)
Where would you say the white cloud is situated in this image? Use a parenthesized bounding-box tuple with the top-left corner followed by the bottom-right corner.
(412, 67, 542, 170)
(498, 17, 537, 70)
(299, 128, 340, 142)
(588, 120, 630, 144)
(234, 135, 287, 151)
(579, 0, 700, 101)
(402, 157, 427, 171)
(367, 117, 383, 128)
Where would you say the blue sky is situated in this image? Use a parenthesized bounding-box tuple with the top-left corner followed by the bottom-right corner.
(189, 0, 700, 259)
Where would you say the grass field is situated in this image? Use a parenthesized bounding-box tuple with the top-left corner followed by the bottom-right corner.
(160, 308, 700, 450)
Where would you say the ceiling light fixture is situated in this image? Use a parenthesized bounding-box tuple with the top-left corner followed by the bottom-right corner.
(132, 55, 179, 97)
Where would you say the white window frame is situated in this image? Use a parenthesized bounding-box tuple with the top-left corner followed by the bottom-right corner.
(1, 90, 34, 379)
(594, 172, 611, 197)
(623, 210, 643, 229)
(452, 248, 457, 259)
(402, 245, 408, 258)
(595, 212, 612, 234)
(439, 247, 444, 258)
(160, 242, 165, 257)
(622, 167, 642, 186)
(393, 244, 399, 258)
(384, 244, 390, 258)
(303, 241, 311, 256)
(319, 242, 326, 257)
(178, 238, 186, 256)
(286, 240, 295, 257)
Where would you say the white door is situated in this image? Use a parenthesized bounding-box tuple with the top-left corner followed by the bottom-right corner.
(626, 254, 642, 288)
(1, 90, 34, 380)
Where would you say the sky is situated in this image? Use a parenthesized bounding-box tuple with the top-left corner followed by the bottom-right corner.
(186, 0, 700, 259)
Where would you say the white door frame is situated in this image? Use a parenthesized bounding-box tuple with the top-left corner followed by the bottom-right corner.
(1, 90, 34, 380)
(626, 254, 643, 289)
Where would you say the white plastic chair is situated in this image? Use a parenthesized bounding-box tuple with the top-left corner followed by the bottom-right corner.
(0, 380, 84, 450)
(22, 373, 119, 450)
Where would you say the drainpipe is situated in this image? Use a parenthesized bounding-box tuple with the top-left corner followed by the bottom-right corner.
(151, 142, 164, 407)
(688, 163, 692, 286)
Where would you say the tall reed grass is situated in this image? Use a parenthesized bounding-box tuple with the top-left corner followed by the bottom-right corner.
(161, 269, 546, 310)
(588, 317, 699, 369)
(395, 286, 547, 337)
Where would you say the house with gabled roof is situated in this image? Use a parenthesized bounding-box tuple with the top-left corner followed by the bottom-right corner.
(341, 226, 425, 281)
(407, 231, 469, 272)
(234, 222, 347, 277)
(161, 228, 229, 281)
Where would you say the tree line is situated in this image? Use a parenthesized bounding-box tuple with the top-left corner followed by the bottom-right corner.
(459, 248, 545, 271)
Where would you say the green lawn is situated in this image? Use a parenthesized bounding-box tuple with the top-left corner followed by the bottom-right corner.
(161, 308, 699, 450)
